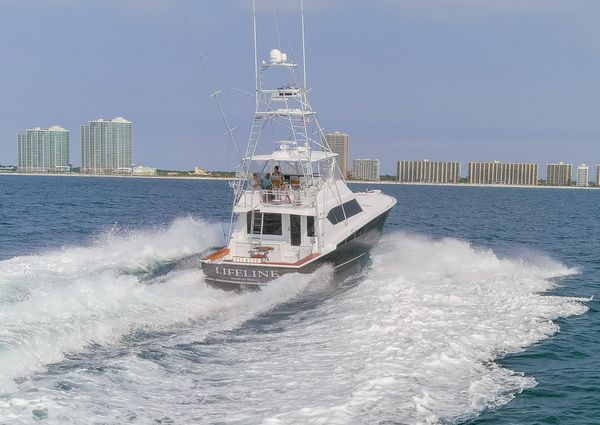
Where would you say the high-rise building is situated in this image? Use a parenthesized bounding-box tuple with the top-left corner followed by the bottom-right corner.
(81, 117, 132, 174)
(467, 161, 538, 185)
(397, 160, 461, 183)
(324, 131, 349, 178)
(596, 165, 600, 187)
(576, 164, 589, 187)
(352, 159, 380, 181)
(17, 126, 70, 173)
(546, 162, 572, 186)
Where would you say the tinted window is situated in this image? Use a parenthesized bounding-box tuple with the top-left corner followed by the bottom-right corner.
(327, 199, 363, 225)
(247, 212, 282, 235)
(307, 216, 315, 237)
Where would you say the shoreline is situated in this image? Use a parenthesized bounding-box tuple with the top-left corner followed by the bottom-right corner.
(1, 172, 598, 190)
(0, 172, 236, 181)
(347, 180, 600, 190)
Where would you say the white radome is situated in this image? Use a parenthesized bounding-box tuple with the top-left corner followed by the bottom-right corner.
(270, 49, 287, 64)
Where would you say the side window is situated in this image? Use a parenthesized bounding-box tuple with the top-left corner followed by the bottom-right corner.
(326, 199, 363, 225)
(307, 216, 315, 237)
(327, 205, 345, 225)
(263, 213, 283, 235)
(247, 212, 283, 235)
(343, 199, 363, 217)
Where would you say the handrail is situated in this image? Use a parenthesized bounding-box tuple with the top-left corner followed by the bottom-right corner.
(241, 185, 319, 207)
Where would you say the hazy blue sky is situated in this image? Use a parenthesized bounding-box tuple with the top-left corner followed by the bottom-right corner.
(2, 0, 600, 175)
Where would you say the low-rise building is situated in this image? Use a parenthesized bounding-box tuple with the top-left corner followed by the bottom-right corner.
(193, 167, 211, 176)
(0, 166, 16, 173)
(132, 165, 157, 176)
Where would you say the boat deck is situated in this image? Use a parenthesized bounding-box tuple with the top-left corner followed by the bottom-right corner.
(202, 247, 320, 268)
(236, 187, 319, 209)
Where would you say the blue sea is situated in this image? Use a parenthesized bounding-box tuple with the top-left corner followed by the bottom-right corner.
(0, 175, 598, 424)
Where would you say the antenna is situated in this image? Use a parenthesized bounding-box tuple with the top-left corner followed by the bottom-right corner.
(253, 0, 259, 109)
(184, 17, 241, 161)
(274, 0, 283, 51)
(199, 55, 241, 160)
(301, 0, 307, 89)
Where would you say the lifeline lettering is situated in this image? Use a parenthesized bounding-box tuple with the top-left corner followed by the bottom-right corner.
(214, 266, 280, 279)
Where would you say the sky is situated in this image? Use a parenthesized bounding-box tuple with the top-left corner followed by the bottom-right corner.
(2, 0, 600, 175)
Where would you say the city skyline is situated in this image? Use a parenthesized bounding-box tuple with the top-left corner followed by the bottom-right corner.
(7, 120, 600, 183)
(2, 2, 600, 174)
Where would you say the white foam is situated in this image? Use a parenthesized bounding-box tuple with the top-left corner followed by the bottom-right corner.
(0, 218, 231, 392)
(0, 231, 588, 424)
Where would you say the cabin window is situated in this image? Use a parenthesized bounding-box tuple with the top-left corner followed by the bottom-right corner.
(290, 215, 301, 246)
(247, 212, 282, 235)
(307, 216, 315, 237)
(326, 199, 363, 225)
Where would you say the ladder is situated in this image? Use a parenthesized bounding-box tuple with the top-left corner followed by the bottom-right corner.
(249, 209, 264, 244)
(233, 115, 265, 201)
(290, 115, 308, 145)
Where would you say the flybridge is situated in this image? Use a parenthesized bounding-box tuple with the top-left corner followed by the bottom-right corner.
(230, 0, 339, 221)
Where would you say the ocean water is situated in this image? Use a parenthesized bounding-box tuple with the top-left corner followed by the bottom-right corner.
(0, 175, 598, 424)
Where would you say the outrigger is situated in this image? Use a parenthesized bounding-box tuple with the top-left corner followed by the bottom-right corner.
(201, 1, 396, 288)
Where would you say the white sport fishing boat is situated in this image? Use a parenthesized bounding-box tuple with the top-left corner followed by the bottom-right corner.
(201, 1, 396, 288)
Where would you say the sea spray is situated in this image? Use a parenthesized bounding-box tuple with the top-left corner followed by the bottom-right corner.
(0, 231, 588, 424)
(0, 217, 222, 392)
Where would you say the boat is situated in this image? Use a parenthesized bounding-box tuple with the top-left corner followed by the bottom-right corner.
(200, 1, 396, 288)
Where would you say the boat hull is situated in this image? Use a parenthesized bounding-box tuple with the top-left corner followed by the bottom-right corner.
(201, 208, 391, 289)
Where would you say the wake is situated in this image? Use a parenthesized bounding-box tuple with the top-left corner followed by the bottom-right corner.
(0, 217, 320, 396)
(0, 226, 589, 425)
(258, 233, 588, 424)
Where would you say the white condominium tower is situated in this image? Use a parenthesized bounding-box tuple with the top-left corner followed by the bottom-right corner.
(576, 164, 589, 187)
(17, 126, 70, 173)
(397, 160, 461, 183)
(352, 159, 380, 181)
(546, 162, 572, 186)
(324, 131, 349, 178)
(81, 117, 132, 174)
(467, 161, 538, 186)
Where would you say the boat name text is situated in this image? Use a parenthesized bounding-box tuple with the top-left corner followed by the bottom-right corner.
(214, 266, 280, 279)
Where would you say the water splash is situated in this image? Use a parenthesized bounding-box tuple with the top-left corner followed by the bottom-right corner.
(0, 217, 222, 392)
(0, 229, 588, 425)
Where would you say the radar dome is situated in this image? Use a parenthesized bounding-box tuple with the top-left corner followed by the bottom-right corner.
(270, 49, 282, 64)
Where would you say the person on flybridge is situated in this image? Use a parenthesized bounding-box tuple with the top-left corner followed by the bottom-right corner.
(250, 173, 261, 190)
(262, 173, 271, 190)
(271, 165, 284, 188)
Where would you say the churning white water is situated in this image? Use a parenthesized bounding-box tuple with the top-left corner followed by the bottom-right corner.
(0, 219, 588, 424)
